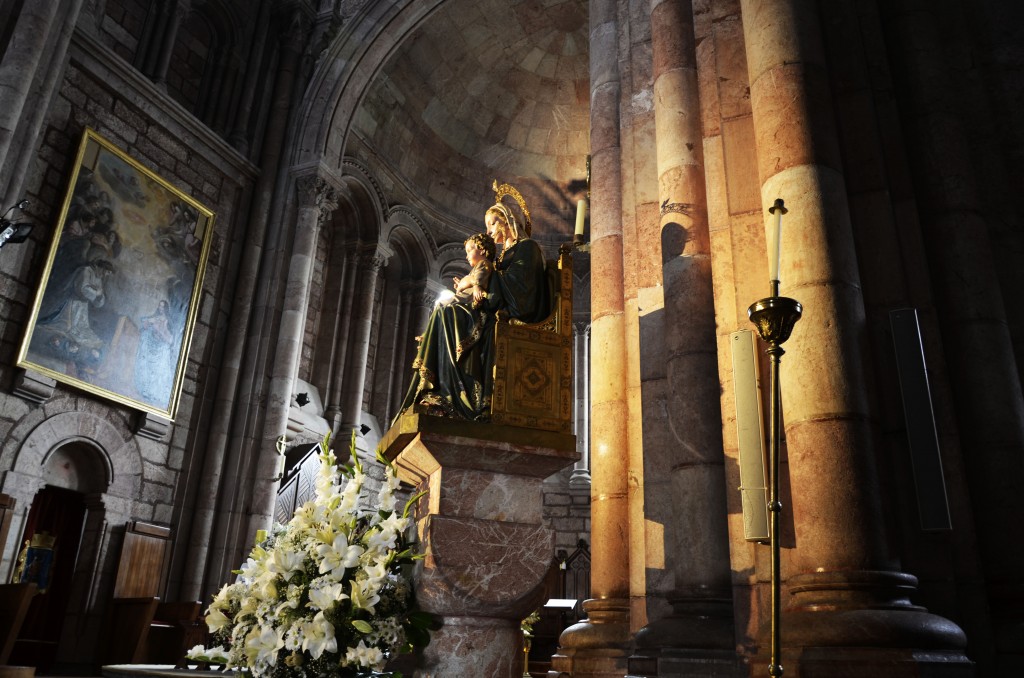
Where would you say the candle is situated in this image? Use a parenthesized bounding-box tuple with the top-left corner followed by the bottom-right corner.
(768, 198, 786, 284)
(574, 199, 587, 238)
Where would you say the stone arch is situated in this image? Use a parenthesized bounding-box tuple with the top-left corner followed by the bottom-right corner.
(383, 209, 435, 280)
(39, 440, 111, 495)
(2, 406, 142, 509)
(290, 0, 448, 170)
(0, 403, 144, 613)
(437, 241, 472, 285)
(183, 0, 244, 128)
(334, 171, 386, 245)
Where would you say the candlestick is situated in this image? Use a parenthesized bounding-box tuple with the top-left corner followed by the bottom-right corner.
(768, 198, 787, 289)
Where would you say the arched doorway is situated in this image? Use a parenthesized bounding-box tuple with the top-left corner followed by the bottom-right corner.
(9, 441, 108, 671)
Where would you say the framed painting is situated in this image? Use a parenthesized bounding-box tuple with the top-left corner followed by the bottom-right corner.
(17, 128, 215, 420)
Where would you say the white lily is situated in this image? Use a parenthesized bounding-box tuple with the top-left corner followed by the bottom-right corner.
(344, 640, 384, 669)
(308, 579, 348, 610)
(364, 526, 398, 553)
(243, 624, 283, 666)
(301, 611, 337, 660)
(317, 531, 364, 580)
(206, 606, 231, 632)
(267, 545, 306, 582)
(349, 577, 381, 614)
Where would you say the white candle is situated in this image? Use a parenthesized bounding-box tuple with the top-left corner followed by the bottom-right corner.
(574, 199, 587, 237)
(768, 198, 786, 283)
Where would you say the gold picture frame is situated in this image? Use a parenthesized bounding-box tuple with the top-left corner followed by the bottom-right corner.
(17, 128, 215, 420)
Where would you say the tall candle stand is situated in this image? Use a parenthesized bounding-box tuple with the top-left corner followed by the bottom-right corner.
(748, 211, 802, 676)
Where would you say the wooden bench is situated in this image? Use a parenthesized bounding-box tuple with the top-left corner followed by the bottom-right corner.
(102, 597, 205, 666)
(146, 600, 205, 667)
(0, 583, 37, 666)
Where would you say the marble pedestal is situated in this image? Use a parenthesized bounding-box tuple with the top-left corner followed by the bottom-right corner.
(381, 414, 578, 678)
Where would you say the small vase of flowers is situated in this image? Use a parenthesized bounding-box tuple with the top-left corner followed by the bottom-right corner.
(187, 432, 429, 677)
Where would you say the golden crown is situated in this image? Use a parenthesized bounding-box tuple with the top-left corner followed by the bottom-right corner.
(492, 180, 531, 237)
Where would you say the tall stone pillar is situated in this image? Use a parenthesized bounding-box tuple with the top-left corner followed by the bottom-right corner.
(628, 1, 739, 675)
(570, 323, 591, 487)
(383, 415, 578, 678)
(246, 173, 339, 542)
(549, 0, 632, 674)
(739, 0, 970, 673)
(228, 0, 273, 152)
(324, 248, 360, 425)
(0, 0, 83, 204)
(338, 246, 390, 436)
(180, 9, 310, 601)
(386, 283, 415, 422)
(0, 2, 59, 174)
(138, 0, 190, 85)
(882, 2, 1024, 669)
(390, 283, 437, 418)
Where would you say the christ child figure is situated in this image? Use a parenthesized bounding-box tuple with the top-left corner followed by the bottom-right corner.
(453, 232, 496, 307)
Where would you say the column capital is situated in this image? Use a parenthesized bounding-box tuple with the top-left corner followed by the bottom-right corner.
(421, 279, 448, 307)
(358, 242, 393, 271)
(295, 174, 340, 227)
(278, 4, 314, 47)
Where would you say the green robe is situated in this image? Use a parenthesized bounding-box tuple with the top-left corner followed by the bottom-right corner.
(397, 238, 548, 421)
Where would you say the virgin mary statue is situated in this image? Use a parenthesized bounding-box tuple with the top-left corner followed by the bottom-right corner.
(397, 182, 549, 422)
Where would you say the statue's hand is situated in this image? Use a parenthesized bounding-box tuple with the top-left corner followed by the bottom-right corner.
(473, 288, 484, 303)
(453, 276, 461, 290)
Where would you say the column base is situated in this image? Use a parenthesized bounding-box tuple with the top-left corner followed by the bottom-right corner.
(627, 593, 743, 677)
(750, 648, 974, 678)
(751, 570, 973, 677)
(548, 598, 631, 678)
(627, 650, 744, 678)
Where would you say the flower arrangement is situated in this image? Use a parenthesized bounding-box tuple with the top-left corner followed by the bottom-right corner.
(187, 432, 429, 677)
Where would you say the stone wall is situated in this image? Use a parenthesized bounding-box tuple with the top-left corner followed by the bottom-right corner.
(543, 482, 591, 553)
(0, 22, 257, 664)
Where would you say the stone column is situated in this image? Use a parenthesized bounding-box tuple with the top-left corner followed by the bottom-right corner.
(628, 1, 739, 675)
(382, 414, 579, 678)
(228, 0, 273, 152)
(390, 283, 436, 416)
(549, 0, 632, 674)
(338, 246, 390, 435)
(317, 248, 350, 422)
(882, 1, 1024, 667)
(739, 0, 969, 672)
(245, 174, 339, 542)
(386, 283, 415, 422)
(150, 0, 191, 85)
(180, 9, 309, 601)
(570, 322, 591, 487)
(324, 248, 360, 425)
(0, 1, 62, 202)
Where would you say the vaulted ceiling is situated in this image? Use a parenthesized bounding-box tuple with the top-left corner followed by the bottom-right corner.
(352, 0, 590, 238)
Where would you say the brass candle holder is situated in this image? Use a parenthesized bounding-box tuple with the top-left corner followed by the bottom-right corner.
(748, 285, 801, 677)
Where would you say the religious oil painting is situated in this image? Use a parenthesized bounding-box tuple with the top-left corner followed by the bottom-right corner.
(18, 128, 215, 420)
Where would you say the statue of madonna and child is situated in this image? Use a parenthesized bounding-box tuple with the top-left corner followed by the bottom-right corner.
(396, 182, 549, 422)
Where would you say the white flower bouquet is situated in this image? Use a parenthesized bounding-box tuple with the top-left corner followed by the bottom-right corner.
(187, 433, 430, 677)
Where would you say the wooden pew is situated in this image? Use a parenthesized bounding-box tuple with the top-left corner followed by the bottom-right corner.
(103, 597, 159, 665)
(0, 583, 37, 665)
(145, 601, 205, 667)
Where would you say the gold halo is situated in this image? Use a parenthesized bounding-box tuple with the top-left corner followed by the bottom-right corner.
(492, 180, 531, 237)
